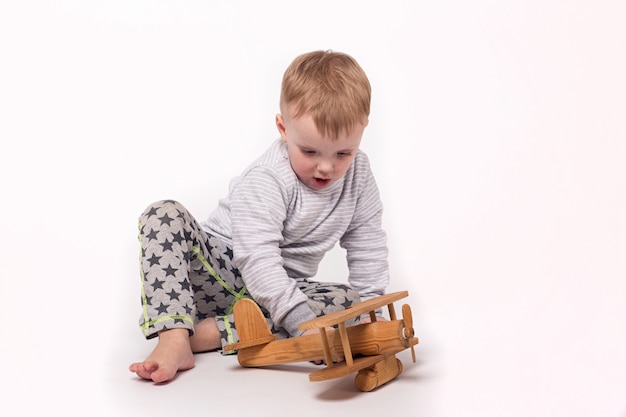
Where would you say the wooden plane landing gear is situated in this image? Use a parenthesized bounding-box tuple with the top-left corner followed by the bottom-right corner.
(355, 355, 403, 392)
(224, 291, 419, 392)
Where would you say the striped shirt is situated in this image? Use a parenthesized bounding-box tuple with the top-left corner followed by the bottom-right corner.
(202, 139, 389, 335)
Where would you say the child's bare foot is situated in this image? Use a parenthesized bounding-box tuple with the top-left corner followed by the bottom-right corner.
(189, 317, 221, 353)
(129, 319, 221, 383)
(129, 329, 195, 383)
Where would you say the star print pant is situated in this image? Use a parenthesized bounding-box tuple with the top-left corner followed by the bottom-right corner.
(137, 200, 361, 353)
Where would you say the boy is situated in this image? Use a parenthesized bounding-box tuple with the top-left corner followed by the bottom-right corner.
(129, 50, 389, 383)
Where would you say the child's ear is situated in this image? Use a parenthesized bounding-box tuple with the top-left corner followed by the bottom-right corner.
(276, 114, 287, 142)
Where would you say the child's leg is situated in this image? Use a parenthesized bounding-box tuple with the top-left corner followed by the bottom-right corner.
(235, 279, 363, 342)
(186, 227, 249, 353)
(131, 200, 245, 382)
(136, 200, 208, 338)
(296, 279, 362, 326)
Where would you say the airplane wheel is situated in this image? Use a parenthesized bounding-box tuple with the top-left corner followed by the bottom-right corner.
(355, 356, 403, 392)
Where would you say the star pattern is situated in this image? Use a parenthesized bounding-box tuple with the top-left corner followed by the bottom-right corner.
(146, 253, 162, 267)
(183, 303, 193, 315)
(156, 302, 169, 314)
(151, 278, 164, 291)
(167, 288, 181, 301)
(341, 297, 353, 309)
(321, 296, 335, 308)
(161, 264, 177, 277)
(180, 280, 191, 292)
(158, 213, 174, 226)
(146, 228, 158, 241)
(136, 200, 361, 344)
(171, 231, 184, 246)
(230, 266, 241, 278)
(160, 239, 173, 252)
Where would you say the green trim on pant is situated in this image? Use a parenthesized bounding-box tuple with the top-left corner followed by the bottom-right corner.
(190, 245, 249, 315)
(191, 245, 248, 351)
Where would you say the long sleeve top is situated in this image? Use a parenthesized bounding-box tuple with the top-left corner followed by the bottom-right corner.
(201, 139, 389, 336)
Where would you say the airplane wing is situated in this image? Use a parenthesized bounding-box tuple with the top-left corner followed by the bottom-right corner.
(298, 290, 409, 331)
(308, 355, 385, 382)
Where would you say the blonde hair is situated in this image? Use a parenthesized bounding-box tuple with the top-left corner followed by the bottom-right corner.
(279, 50, 371, 139)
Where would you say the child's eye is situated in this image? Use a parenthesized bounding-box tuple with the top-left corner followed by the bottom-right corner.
(301, 149, 316, 155)
(337, 152, 352, 158)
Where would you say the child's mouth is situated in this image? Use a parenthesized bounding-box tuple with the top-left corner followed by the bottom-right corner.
(313, 177, 331, 187)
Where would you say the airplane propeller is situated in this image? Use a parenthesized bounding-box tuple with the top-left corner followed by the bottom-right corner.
(401, 303, 416, 363)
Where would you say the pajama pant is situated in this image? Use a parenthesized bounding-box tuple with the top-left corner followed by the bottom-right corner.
(137, 200, 361, 352)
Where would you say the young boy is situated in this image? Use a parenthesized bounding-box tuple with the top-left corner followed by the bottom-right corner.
(129, 50, 389, 383)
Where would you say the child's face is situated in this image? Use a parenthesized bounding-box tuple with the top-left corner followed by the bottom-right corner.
(276, 112, 366, 190)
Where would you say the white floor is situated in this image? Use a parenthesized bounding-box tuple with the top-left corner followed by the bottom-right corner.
(108, 337, 435, 417)
(2, 1, 625, 416)
(36, 244, 625, 417)
(93, 274, 626, 417)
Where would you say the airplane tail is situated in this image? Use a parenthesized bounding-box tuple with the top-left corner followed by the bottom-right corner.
(224, 298, 276, 351)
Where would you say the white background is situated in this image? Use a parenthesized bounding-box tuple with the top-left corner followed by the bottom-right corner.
(1, 1, 624, 416)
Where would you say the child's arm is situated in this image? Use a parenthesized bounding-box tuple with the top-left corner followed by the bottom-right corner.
(340, 169, 390, 302)
(229, 167, 316, 336)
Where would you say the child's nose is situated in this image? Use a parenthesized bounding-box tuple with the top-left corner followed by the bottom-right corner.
(317, 159, 333, 174)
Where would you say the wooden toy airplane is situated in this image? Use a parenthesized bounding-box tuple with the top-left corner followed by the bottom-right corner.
(224, 290, 419, 391)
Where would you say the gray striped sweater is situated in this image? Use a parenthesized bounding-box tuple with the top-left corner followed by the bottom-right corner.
(201, 139, 389, 336)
